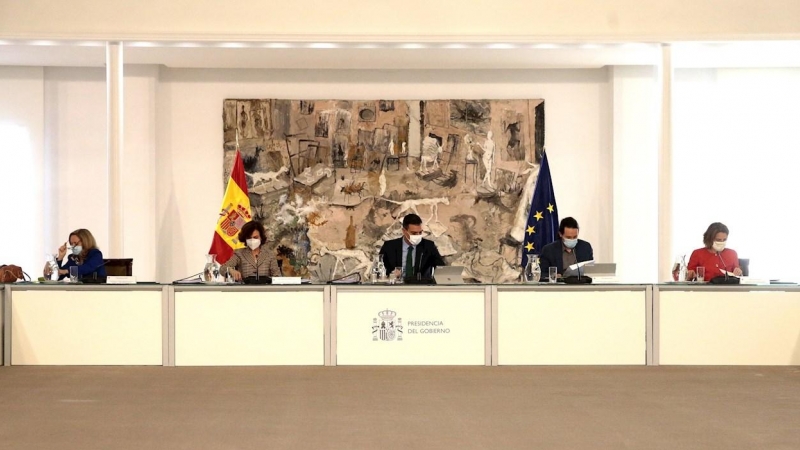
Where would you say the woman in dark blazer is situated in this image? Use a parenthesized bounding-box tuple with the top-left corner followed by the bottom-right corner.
(44, 228, 107, 280)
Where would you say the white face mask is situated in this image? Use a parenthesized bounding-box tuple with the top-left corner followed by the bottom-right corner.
(408, 234, 423, 246)
(712, 241, 726, 252)
(71, 245, 83, 255)
(563, 238, 578, 249)
(246, 238, 261, 250)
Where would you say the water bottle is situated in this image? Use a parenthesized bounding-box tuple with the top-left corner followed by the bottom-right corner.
(371, 253, 381, 284)
(45, 254, 59, 281)
(203, 254, 220, 283)
(377, 260, 386, 281)
(523, 253, 541, 284)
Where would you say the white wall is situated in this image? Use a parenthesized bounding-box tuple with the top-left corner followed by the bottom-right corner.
(672, 67, 800, 280)
(2, 0, 799, 41)
(155, 67, 614, 282)
(611, 65, 660, 282)
(123, 65, 159, 281)
(0, 66, 44, 276)
(1, 65, 631, 282)
(43, 67, 108, 254)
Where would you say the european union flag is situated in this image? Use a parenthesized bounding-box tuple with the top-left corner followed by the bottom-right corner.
(522, 152, 558, 266)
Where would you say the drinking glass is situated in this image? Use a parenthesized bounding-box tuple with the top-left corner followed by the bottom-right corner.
(69, 266, 79, 283)
(696, 266, 705, 282)
(548, 267, 558, 284)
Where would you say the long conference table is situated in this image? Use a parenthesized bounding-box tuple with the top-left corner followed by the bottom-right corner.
(3, 283, 800, 366)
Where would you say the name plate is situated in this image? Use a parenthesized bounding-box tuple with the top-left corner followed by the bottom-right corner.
(271, 276, 301, 285)
(106, 276, 137, 284)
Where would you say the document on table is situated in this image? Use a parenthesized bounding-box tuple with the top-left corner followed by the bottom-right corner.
(719, 269, 738, 277)
(568, 260, 595, 271)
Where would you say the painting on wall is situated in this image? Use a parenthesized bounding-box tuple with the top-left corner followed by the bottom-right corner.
(222, 99, 546, 283)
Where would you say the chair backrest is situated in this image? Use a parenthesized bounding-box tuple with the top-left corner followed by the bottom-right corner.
(103, 258, 133, 277)
(738, 258, 749, 277)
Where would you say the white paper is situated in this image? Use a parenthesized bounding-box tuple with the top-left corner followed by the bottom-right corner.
(568, 259, 595, 271)
(719, 268, 738, 277)
(738, 277, 770, 285)
(272, 276, 302, 285)
(106, 276, 137, 285)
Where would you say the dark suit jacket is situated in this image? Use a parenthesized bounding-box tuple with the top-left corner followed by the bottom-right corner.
(57, 248, 107, 280)
(538, 239, 593, 280)
(379, 237, 445, 278)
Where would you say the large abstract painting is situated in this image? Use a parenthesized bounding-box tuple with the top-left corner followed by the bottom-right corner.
(222, 99, 545, 283)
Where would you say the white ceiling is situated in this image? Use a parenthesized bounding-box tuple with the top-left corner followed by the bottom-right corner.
(0, 41, 660, 69)
(1, 41, 800, 70)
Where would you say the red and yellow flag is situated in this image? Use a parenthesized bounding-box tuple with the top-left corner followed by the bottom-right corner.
(209, 150, 252, 264)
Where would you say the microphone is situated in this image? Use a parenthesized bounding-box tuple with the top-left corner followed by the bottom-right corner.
(174, 272, 203, 283)
(717, 251, 731, 279)
(710, 249, 739, 284)
(563, 243, 592, 284)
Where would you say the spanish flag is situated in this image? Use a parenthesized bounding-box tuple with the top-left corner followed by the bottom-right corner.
(209, 149, 252, 264)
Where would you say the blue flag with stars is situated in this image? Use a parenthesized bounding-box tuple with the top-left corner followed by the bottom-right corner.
(522, 152, 558, 266)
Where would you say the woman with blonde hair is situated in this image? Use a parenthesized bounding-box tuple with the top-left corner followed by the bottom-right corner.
(44, 228, 107, 280)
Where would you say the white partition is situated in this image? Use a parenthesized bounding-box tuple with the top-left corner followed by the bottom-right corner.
(497, 285, 649, 365)
(334, 286, 487, 365)
(10, 286, 163, 365)
(174, 286, 326, 366)
(658, 286, 800, 365)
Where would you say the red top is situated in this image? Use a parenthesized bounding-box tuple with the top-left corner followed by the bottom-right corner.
(687, 247, 740, 279)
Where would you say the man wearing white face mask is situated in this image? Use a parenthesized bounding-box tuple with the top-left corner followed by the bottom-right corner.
(221, 220, 281, 282)
(687, 222, 742, 281)
(380, 213, 445, 280)
(538, 217, 594, 280)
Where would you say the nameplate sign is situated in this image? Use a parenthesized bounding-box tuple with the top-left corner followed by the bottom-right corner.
(272, 277, 302, 285)
(106, 276, 137, 285)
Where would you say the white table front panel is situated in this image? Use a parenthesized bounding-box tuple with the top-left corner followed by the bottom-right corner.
(498, 289, 647, 365)
(175, 290, 324, 366)
(336, 289, 485, 365)
(12, 290, 162, 365)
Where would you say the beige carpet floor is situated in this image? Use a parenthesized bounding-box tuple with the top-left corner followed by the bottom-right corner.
(0, 366, 798, 450)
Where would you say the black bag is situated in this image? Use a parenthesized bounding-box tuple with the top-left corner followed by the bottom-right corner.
(709, 275, 740, 285)
(563, 275, 592, 284)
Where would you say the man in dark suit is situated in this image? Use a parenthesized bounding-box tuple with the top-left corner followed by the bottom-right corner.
(380, 213, 445, 279)
(539, 217, 593, 280)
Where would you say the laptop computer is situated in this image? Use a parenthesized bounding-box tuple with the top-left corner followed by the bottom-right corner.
(581, 263, 617, 277)
(433, 266, 465, 285)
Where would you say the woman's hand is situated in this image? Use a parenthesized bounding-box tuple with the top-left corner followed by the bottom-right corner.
(733, 267, 743, 276)
(229, 269, 242, 281)
(58, 269, 68, 276)
(57, 243, 67, 260)
(686, 270, 695, 281)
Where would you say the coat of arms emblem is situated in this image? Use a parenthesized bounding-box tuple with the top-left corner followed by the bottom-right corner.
(373, 309, 403, 342)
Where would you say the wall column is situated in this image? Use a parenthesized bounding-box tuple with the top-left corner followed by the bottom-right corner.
(658, 44, 673, 281)
(107, 42, 124, 256)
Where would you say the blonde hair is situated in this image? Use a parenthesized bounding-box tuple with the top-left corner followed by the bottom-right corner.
(69, 228, 98, 261)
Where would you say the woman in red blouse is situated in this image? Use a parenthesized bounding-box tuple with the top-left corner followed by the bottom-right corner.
(687, 222, 743, 281)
